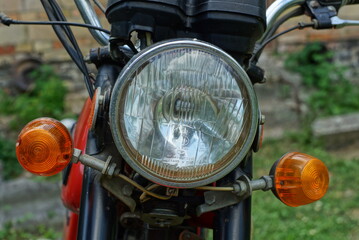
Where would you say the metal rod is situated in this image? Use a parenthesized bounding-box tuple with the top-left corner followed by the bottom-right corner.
(260, 0, 305, 42)
(74, 0, 109, 45)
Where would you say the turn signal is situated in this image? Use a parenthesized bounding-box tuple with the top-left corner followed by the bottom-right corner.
(272, 152, 329, 207)
(16, 118, 73, 176)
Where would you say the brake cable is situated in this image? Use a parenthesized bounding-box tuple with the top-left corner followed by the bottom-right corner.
(0, 13, 110, 34)
(251, 22, 315, 64)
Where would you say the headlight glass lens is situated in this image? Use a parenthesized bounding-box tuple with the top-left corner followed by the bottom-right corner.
(110, 40, 258, 187)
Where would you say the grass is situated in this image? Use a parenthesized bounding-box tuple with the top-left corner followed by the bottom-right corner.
(252, 138, 359, 240)
(0, 222, 61, 240)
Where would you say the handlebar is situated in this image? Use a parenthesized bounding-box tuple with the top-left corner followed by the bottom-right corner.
(261, 0, 359, 43)
(74, 0, 109, 45)
(73, 0, 359, 47)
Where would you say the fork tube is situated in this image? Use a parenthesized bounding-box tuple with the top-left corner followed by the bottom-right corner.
(214, 154, 253, 240)
(77, 167, 118, 240)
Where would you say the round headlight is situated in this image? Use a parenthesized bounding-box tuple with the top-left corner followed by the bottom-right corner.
(110, 39, 258, 188)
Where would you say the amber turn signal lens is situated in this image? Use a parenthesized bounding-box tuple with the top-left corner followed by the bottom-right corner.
(273, 152, 329, 207)
(88, 88, 99, 130)
(16, 118, 73, 176)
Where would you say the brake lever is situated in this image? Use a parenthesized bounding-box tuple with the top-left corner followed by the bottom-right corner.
(331, 16, 359, 28)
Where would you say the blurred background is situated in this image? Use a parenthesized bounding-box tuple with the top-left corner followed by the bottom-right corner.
(0, 1, 358, 239)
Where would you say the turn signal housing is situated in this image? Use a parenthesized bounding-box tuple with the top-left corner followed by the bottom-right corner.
(16, 118, 73, 176)
(272, 152, 329, 207)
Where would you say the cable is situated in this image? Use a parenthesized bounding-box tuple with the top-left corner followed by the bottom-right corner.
(194, 186, 234, 191)
(115, 174, 172, 201)
(251, 22, 315, 64)
(259, 7, 304, 45)
(1, 18, 110, 34)
(139, 184, 161, 202)
(40, 0, 94, 98)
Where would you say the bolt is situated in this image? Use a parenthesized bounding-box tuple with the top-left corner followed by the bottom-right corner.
(71, 148, 82, 163)
(260, 114, 266, 125)
(122, 185, 133, 196)
(205, 195, 216, 205)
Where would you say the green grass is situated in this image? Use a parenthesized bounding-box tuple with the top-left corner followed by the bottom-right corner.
(0, 222, 60, 240)
(252, 138, 359, 240)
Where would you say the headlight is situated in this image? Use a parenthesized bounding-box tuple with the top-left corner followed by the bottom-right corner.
(109, 39, 258, 188)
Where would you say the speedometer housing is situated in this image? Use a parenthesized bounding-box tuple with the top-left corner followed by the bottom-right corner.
(109, 39, 259, 188)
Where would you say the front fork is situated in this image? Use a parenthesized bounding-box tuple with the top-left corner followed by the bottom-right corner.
(215, 154, 253, 240)
(76, 155, 253, 240)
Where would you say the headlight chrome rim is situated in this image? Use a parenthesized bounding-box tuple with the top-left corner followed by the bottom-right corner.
(110, 39, 259, 188)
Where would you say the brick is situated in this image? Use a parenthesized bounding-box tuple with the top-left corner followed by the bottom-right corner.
(0, 0, 23, 12)
(0, 45, 15, 55)
(33, 40, 53, 52)
(57, 0, 77, 10)
(18, 11, 39, 21)
(42, 49, 71, 62)
(0, 25, 27, 45)
(339, 5, 359, 19)
(28, 25, 58, 41)
(15, 43, 33, 52)
(23, 0, 43, 11)
(52, 40, 63, 49)
(0, 55, 13, 65)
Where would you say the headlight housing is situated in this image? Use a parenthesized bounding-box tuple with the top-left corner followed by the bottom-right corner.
(110, 39, 258, 188)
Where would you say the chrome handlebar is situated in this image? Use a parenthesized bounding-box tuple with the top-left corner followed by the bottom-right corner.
(74, 0, 109, 45)
(265, 0, 305, 34)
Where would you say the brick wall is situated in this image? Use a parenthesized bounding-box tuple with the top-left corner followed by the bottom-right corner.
(269, 5, 359, 51)
(0, 0, 108, 64)
(0, 1, 358, 64)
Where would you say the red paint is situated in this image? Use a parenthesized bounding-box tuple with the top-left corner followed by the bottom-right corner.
(189, 212, 215, 229)
(63, 211, 79, 240)
(62, 97, 92, 239)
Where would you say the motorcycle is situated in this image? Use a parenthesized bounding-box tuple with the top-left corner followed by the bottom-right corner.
(2, 0, 359, 239)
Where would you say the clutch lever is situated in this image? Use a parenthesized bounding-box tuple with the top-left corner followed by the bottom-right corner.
(331, 16, 359, 28)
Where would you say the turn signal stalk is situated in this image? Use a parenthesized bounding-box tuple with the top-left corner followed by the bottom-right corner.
(16, 118, 73, 176)
(271, 152, 329, 207)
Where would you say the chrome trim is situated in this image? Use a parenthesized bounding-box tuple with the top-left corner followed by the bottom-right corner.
(74, 0, 109, 45)
(109, 39, 259, 188)
(260, 0, 305, 42)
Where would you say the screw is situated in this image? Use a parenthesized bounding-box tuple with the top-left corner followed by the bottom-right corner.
(122, 185, 133, 196)
(205, 195, 216, 205)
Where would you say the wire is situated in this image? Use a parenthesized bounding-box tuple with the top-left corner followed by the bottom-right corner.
(2, 18, 110, 34)
(251, 22, 315, 64)
(194, 186, 234, 191)
(259, 7, 304, 45)
(40, 0, 94, 98)
(115, 174, 172, 201)
(139, 184, 161, 202)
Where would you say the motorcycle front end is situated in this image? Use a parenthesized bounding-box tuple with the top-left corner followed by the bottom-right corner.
(10, 0, 359, 239)
(14, 41, 329, 240)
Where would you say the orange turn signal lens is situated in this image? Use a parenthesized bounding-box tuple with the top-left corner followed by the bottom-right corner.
(88, 88, 99, 130)
(16, 118, 73, 176)
(273, 152, 329, 207)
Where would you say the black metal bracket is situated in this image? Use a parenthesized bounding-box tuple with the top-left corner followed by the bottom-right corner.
(306, 0, 338, 29)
